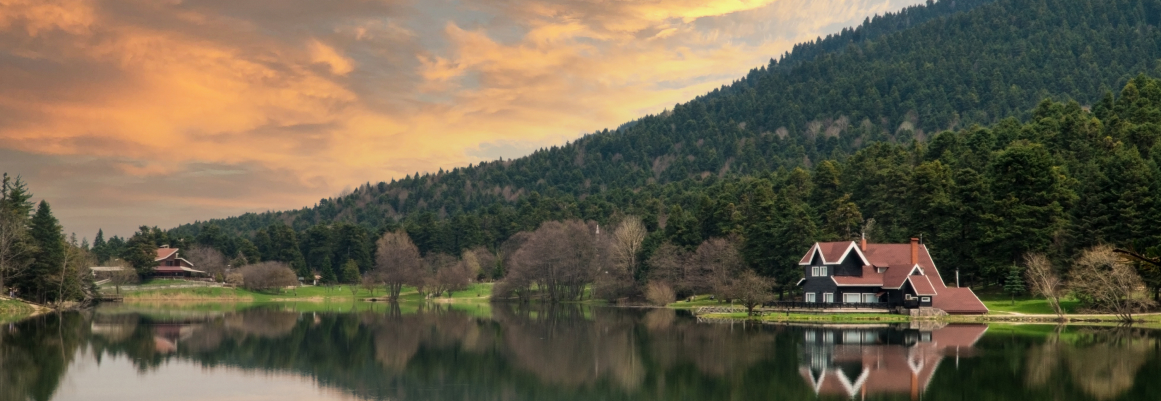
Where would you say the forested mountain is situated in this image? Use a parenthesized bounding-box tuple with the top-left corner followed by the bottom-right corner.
(149, 0, 1161, 294)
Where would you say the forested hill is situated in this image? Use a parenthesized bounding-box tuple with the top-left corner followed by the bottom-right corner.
(167, 0, 1161, 252)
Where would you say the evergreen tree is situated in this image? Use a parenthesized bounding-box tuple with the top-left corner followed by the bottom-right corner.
(26, 201, 64, 303)
(123, 226, 158, 278)
(1003, 266, 1026, 305)
(340, 259, 361, 284)
(92, 229, 108, 264)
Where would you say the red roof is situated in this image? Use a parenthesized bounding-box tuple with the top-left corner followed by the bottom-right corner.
(909, 275, 938, 296)
(799, 241, 859, 265)
(155, 247, 179, 261)
(932, 287, 989, 314)
(832, 265, 884, 286)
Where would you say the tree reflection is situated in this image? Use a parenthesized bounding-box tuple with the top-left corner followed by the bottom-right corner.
(1026, 326, 1156, 400)
(5, 307, 1161, 401)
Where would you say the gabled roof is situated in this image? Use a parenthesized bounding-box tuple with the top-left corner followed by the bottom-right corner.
(798, 241, 868, 265)
(155, 248, 179, 261)
(908, 275, 938, 296)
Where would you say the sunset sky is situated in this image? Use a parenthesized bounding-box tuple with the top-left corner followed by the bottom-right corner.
(0, 0, 923, 239)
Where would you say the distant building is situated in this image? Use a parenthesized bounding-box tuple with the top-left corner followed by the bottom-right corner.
(152, 246, 206, 277)
(797, 237, 988, 314)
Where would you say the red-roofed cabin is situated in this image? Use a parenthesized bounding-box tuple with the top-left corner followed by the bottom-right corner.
(153, 246, 206, 277)
(797, 238, 987, 314)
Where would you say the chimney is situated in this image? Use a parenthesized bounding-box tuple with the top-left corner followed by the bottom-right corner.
(910, 238, 919, 265)
(860, 233, 867, 251)
(160, 245, 170, 249)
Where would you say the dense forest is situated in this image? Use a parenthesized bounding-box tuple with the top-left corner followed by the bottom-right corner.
(76, 0, 1161, 301)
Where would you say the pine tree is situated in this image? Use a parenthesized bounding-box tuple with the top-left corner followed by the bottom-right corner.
(92, 229, 108, 264)
(123, 226, 158, 278)
(1004, 266, 1025, 305)
(340, 259, 361, 284)
(26, 201, 64, 303)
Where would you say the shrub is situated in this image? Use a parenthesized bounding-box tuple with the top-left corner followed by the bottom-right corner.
(644, 281, 676, 306)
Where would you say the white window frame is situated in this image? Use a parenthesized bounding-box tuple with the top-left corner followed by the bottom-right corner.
(921, 297, 931, 303)
(805, 293, 816, 303)
(862, 293, 877, 303)
(820, 265, 828, 276)
(811, 266, 820, 277)
(823, 293, 834, 303)
(843, 293, 861, 304)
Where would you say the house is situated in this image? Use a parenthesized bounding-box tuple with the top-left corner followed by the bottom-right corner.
(799, 324, 989, 399)
(797, 237, 988, 314)
(153, 246, 206, 277)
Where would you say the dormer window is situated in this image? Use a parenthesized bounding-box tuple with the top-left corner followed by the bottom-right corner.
(811, 265, 828, 277)
(811, 266, 819, 276)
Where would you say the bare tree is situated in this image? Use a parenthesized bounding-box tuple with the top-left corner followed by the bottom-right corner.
(611, 216, 646, 279)
(470, 247, 498, 281)
(644, 281, 675, 306)
(646, 243, 688, 295)
(0, 212, 30, 296)
(1070, 245, 1156, 322)
(361, 274, 379, 297)
(691, 236, 745, 297)
(505, 220, 600, 302)
(1024, 252, 1065, 320)
(109, 263, 138, 294)
(237, 262, 298, 292)
(184, 246, 227, 281)
(424, 253, 467, 298)
(727, 269, 775, 316)
(373, 230, 423, 301)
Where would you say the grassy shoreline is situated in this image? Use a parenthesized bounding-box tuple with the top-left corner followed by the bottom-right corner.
(80, 283, 1161, 326)
(0, 298, 37, 323)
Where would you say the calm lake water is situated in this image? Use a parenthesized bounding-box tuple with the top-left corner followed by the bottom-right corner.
(2, 303, 1160, 401)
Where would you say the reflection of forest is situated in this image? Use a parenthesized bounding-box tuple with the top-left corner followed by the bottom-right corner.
(3, 308, 1161, 401)
(1025, 328, 1158, 400)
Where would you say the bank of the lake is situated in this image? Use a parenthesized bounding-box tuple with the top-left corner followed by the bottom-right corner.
(0, 297, 38, 323)
(95, 282, 1161, 325)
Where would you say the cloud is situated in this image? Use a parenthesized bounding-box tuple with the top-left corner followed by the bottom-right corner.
(0, 0, 925, 237)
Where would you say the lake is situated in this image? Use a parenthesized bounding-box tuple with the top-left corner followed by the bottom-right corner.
(2, 303, 1159, 400)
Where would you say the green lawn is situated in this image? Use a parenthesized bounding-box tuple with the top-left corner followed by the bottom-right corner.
(979, 295, 1080, 315)
(0, 299, 34, 322)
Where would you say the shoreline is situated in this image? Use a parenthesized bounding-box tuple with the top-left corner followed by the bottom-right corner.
(27, 284, 1154, 326)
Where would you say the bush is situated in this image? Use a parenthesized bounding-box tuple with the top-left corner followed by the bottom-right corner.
(237, 262, 298, 292)
(644, 281, 676, 306)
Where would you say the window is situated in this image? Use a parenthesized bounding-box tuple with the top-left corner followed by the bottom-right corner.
(811, 266, 820, 277)
(820, 265, 828, 276)
(843, 293, 861, 303)
(823, 293, 834, 303)
(862, 293, 877, 303)
(921, 297, 931, 303)
(805, 293, 816, 303)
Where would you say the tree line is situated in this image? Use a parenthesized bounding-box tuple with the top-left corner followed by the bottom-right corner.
(0, 174, 94, 304)
(101, 76, 1152, 312)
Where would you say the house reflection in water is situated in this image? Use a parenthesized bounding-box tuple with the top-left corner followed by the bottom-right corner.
(799, 323, 988, 400)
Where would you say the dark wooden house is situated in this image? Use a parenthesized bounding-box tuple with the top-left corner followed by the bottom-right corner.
(796, 238, 987, 314)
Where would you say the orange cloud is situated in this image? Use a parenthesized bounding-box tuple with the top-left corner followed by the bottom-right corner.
(0, 0, 924, 237)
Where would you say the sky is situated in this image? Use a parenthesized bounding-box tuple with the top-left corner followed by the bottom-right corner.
(0, 0, 924, 239)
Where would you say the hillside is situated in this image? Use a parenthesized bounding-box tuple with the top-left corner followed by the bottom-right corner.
(172, 0, 1159, 239)
(148, 0, 1161, 291)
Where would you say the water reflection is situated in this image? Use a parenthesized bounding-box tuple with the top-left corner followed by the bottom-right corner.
(799, 323, 987, 399)
(2, 306, 1161, 400)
